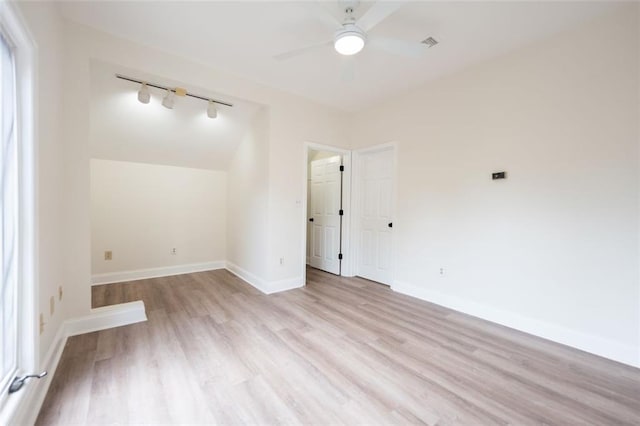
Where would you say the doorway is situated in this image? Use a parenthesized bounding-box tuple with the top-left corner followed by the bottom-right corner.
(303, 143, 352, 279)
(307, 153, 342, 274)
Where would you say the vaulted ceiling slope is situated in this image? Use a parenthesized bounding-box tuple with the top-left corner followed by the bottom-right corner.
(59, 1, 619, 112)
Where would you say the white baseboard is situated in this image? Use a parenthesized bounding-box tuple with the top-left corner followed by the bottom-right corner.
(225, 262, 303, 295)
(225, 261, 269, 293)
(267, 276, 304, 294)
(91, 261, 226, 285)
(92, 260, 303, 295)
(66, 301, 148, 337)
(7, 301, 147, 425)
(392, 280, 639, 368)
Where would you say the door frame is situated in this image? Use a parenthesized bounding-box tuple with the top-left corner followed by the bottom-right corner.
(351, 142, 398, 285)
(302, 142, 353, 285)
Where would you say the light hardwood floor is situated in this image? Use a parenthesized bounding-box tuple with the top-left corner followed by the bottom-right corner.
(36, 268, 640, 425)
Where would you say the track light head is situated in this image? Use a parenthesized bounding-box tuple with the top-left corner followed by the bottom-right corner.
(207, 100, 218, 119)
(162, 90, 175, 109)
(137, 83, 150, 104)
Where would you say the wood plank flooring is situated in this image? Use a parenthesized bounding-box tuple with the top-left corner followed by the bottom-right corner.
(37, 268, 640, 425)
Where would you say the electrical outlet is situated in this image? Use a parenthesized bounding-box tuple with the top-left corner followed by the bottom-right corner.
(50, 296, 55, 316)
(279, 257, 284, 266)
(171, 248, 177, 255)
(39, 314, 45, 335)
(439, 267, 444, 276)
(104, 250, 112, 260)
(58, 285, 63, 301)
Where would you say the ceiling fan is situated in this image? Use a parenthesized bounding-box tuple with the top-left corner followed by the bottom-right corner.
(274, 0, 437, 61)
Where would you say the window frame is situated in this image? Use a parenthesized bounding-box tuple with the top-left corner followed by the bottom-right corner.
(0, 21, 19, 399)
(0, 0, 38, 417)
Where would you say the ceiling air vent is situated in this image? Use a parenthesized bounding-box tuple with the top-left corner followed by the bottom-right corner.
(421, 37, 439, 48)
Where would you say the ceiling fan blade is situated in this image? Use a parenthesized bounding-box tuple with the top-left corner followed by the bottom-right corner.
(368, 36, 427, 58)
(340, 57, 356, 82)
(305, 1, 342, 30)
(274, 40, 333, 61)
(357, 1, 406, 33)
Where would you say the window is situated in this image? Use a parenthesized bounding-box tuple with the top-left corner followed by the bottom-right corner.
(0, 28, 18, 398)
(0, 3, 36, 419)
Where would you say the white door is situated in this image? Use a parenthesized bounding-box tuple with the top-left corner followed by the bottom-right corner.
(357, 147, 394, 285)
(308, 155, 342, 275)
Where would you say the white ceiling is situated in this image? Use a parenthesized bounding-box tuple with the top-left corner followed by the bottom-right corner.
(60, 1, 619, 112)
(90, 60, 262, 170)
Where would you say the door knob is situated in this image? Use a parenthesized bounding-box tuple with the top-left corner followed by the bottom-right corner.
(388, 222, 393, 228)
(309, 218, 314, 222)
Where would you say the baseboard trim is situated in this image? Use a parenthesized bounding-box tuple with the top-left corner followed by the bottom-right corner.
(9, 301, 147, 425)
(225, 261, 269, 293)
(267, 276, 304, 294)
(225, 262, 303, 295)
(91, 261, 226, 285)
(392, 280, 639, 368)
(66, 300, 148, 337)
(91, 260, 303, 295)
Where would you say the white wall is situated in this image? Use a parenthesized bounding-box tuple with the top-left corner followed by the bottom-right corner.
(266, 107, 349, 284)
(350, 6, 640, 366)
(226, 108, 269, 281)
(309, 149, 341, 164)
(15, 1, 70, 364)
(91, 159, 226, 277)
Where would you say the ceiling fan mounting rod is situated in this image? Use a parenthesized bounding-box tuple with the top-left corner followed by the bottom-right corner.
(343, 5, 357, 25)
(339, 0, 360, 12)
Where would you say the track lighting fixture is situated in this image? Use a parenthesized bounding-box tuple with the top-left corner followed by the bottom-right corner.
(162, 90, 175, 109)
(137, 83, 150, 104)
(207, 100, 218, 119)
(116, 74, 233, 117)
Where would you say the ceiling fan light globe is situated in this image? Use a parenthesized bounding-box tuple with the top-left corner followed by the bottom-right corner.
(334, 25, 366, 55)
